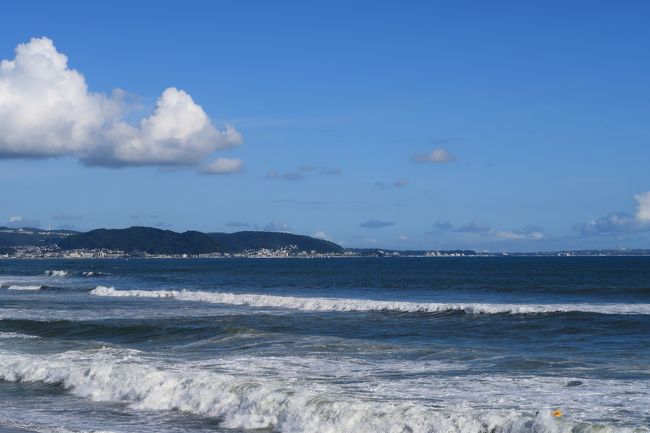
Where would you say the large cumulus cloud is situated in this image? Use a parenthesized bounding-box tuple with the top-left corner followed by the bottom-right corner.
(0, 37, 241, 167)
(576, 192, 650, 234)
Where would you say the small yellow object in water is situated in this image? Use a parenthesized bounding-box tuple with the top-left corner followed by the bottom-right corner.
(552, 409, 563, 417)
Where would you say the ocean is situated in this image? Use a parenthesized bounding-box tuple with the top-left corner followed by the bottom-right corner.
(0, 257, 648, 433)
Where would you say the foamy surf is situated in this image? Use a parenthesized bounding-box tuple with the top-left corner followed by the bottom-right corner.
(0, 348, 642, 433)
(82, 271, 109, 277)
(90, 286, 650, 315)
(6, 285, 43, 291)
(44, 270, 68, 277)
(0, 332, 39, 339)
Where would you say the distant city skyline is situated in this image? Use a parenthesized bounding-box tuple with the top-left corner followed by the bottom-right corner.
(1, 1, 649, 251)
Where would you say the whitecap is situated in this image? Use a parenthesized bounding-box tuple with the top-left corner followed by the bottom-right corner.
(44, 270, 68, 277)
(6, 285, 43, 291)
(0, 332, 39, 339)
(90, 286, 650, 315)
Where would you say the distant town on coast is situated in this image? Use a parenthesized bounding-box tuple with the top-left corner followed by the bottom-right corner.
(2, 226, 649, 259)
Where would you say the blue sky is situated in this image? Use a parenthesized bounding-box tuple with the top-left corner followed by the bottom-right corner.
(1, 1, 649, 251)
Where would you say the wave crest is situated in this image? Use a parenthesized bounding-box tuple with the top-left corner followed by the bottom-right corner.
(6, 285, 43, 291)
(89, 286, 650, 315)
(44, 270, 68, 277)
(82, 271, 109, 277)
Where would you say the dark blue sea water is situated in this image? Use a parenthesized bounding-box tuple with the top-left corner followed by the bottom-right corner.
(0, 257, 649, 433)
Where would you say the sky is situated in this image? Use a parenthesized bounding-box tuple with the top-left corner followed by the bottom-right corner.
(1, 0, 649, 251)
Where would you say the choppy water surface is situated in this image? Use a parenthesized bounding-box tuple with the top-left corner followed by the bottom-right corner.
(0, 257, 649, 433)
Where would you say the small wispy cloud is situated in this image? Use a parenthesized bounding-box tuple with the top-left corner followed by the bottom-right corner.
(200, 158, 244, 175)
(428, 220, 544, 241)
(267, 165, 342, 180)
(434, 220, 452, 231)
(360, 219, 395, 229)
(454, 220, 492, 233)
(374, 178, 410, 189)
(320, 167, 342, 175)
(412, 148, 457, 163)
(264, 222, 292, 232)
(265, 170, 304, 181)
(5, 215, 41, 229)
(226, 221, 250, 228)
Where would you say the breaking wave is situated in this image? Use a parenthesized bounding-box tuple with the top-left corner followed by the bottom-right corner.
(0, 332, 39, 339)
(5, 285, 43, 291)
(82, 271, 109, 277)
(44, 270, 68, 277)
(0, 348, 639, 433)
(90, 286, 650, 315)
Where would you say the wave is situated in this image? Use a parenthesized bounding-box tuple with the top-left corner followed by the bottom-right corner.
(44, 270, 68, 277)
(0, 332, 39, 339)
(0, 348, 641, 433)
(90, 286, 650, 315)
(5, 285, 43, 291)
(82, 271, 109, 277)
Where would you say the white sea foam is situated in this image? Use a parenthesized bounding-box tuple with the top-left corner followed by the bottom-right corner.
(6, 285, 43, 291)
(0, 332, 39, 339)
(45, 270, 68, 277)
(82, 271, 109, 277)
(90, 286, 650, 315)
(0, 348, 643, 433)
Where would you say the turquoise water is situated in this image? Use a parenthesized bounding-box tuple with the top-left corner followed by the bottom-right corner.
(0, 257, 649, 433)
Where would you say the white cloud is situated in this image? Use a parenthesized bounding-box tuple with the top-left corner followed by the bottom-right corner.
(439, 220, 544, 241)
(200, 158, 243, 175)
(493, 229, 544, 241)
(313, 230, 328, 240)
(5, 215, 41, 228)
(577, 191, 650, 234)
(264, 222, 291, 232)
(0, 37, 242, 167)
(635, 192, 650, 221)
(412, 148, 456, 163)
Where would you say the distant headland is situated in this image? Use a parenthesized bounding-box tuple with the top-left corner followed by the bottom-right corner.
(0, 226, 346, 258)
(1, 226, 649, 259)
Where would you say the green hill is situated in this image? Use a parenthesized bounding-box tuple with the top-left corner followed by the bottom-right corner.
(208, 231, 344, 254)
(58, 227, 224, 254)
(49, 226, 344, 255)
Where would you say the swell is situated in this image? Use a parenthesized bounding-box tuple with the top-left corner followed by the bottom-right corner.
(0, 348, 641, 433)
(91, 286, 650, 315)
(0, 318, 263, 346)
(1, 283, 68, 292)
